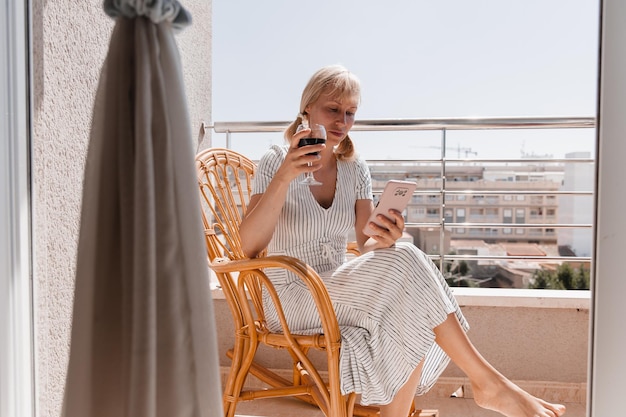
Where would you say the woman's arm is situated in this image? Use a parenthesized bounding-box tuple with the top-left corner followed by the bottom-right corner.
(239, 181, 289, 258)
(239, 129, 324, 258)
(355, 199, 405, 254)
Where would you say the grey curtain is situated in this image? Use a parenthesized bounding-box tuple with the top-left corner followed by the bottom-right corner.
(62, 3, 222, 416)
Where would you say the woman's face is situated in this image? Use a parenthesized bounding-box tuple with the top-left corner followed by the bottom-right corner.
(304, 91, 359, 147)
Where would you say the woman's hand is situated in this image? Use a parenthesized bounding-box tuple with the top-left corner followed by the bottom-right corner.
(365, 209, 405, 248)
(275, 127, 326, 182)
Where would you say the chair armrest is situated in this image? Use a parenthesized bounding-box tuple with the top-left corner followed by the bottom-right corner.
(346, 241, 361, 256)
(210, 255, 341, 344)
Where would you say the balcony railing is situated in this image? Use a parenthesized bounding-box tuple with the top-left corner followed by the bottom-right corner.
(210, 116, 595, 283)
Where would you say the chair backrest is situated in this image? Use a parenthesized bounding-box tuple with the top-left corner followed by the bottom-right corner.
(195, 148, 259, 262)
(195, 148, 269, 329)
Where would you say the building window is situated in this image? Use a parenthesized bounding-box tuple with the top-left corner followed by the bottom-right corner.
(503, 208, 513, 223)
(485, 208, 499, 218)
(456, 208, 466, 223)
(427, 194, 440, 204)
(410, 207, 426, 218)
(472, 195, 485, 204)
(469, 208, 483, 219)
(515, 208, 525, 223)
(426, 208, 439, 218)
(529, 207, 543, 219)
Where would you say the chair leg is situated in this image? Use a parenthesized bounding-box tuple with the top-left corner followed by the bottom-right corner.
(406, 398, 439, 417)
(409, 408, 439, 417)
(224, 347, 432, 417)
(238, 355, 319, 406)
(223, 339, 256, 417)
(221, 349, 243, 417)
(297, 364, 330, 416)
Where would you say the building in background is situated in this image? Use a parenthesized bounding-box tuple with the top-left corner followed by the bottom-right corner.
(369, 155, 593, 288)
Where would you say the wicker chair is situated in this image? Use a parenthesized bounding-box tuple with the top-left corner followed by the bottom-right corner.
(195, 148, 436, 417)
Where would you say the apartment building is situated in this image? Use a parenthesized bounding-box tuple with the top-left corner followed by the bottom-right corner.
(369, 159, 591, 255)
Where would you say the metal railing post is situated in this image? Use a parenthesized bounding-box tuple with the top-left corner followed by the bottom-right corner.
(440, 128, 447, 273)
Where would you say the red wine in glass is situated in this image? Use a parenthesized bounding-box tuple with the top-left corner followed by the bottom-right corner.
(296, 123, 326, 185)
(298, 137, 327, 155)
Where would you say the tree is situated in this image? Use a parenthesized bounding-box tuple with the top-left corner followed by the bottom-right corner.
(458, 260, 469, 276)
(529, 263, 590, 290)
(557, 263, 575, 289)
(446, 260, 475, 287)
(531, 268, 555, 289)
(573, 266, 591, 289)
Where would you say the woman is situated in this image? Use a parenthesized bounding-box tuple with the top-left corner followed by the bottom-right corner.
(239, 64, 566, 417)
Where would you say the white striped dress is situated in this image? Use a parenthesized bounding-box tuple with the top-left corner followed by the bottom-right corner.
(253, 145, 469, 406)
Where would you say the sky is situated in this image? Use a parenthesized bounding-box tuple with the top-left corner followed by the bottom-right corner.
(211, 0, 600, 161)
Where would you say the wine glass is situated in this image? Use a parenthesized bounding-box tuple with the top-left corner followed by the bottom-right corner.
(296, 122, 326, 186)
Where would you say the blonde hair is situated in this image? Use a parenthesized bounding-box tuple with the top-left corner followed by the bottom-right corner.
(285, 65, 361, 161)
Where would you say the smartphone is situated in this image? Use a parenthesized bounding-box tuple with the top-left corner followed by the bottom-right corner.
(363, 180, 417, 236)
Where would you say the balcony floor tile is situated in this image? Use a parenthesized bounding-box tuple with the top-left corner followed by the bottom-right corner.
(234, 396, 586, 417)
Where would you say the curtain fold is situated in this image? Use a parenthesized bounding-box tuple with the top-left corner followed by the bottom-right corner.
(62, 10, 222, 417)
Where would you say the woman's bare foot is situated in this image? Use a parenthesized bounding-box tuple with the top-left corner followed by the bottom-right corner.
(472, 375, 566, 417)
(432, 313, 566, 416)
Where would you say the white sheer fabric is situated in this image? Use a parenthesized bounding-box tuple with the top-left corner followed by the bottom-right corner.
(62, 10, 221, 417)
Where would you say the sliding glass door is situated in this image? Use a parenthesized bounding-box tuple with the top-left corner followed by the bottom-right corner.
(0, 1, 35, 417)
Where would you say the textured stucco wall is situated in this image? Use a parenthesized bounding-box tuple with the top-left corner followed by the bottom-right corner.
(444, 305, 589, 383)
(31, 2, 212, 416)
(212, 296, 589, 384)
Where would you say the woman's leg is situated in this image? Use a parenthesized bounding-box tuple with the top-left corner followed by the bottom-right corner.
(379, 360, 424, 417)
(434, 313, 567, 417)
